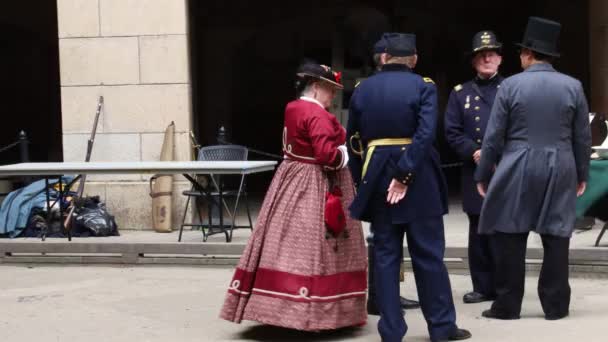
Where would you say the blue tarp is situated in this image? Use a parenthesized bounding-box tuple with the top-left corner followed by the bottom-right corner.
(0, 177, 72, 238)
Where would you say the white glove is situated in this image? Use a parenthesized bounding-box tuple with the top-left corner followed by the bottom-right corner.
(338, 145, 349, 169)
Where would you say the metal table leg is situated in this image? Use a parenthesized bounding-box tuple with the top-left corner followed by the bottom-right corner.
(41, 176, 79, 242)
(42, 178, 51, 241)
(595, 222, 608, 247)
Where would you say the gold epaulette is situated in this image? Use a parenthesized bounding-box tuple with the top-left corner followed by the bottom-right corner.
(454, 84, 463, 92)
(423, 77, 435, 84)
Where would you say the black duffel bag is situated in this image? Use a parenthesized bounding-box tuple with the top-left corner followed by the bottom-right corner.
(73, 196, 119, 237)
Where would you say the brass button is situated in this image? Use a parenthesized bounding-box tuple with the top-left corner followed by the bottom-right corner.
(401, 147, 406, 151)
(475, 106, 480, 111)
(475, 116, 480, 121)
(477, 139, 482, 143)
(475, 96, 480, 101)
(476, 128, 481, 132)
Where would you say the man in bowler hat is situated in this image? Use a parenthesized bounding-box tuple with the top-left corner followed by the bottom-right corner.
(364, 33, 421, 316)
(445, 30, 503, 304)
(475, 17, 591, 320)
(348, 33, 471, 342)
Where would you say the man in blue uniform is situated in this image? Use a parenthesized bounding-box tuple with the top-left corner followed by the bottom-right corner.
(444, 31, 503, 304)
(365, 34, 421, 316)
(348, 33, 471, 342)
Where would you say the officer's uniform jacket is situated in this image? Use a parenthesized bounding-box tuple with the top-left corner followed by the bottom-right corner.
(444, 75, 503, 214)
(475, 63, 591, 237)
(347, 64, 448, 223)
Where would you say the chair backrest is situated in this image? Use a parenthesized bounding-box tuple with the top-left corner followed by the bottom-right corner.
(197, 145, 248, 162)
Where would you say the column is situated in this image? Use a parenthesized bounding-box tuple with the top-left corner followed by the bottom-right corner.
(56, 0, 192, 229)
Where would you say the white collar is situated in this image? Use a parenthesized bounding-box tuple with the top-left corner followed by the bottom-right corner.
(300, 96, 324, 109)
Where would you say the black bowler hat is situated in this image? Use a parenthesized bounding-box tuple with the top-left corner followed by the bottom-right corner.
(296, 62, 343, 89)
(516, 16, 561, 57)
(471, 30, 502, 54)
(385, 33, 416, 57)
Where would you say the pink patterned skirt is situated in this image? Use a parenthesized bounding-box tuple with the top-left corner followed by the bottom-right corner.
(219, 160, 367, 331)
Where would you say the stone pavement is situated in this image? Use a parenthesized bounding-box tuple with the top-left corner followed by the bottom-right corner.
(0, 264, 607, 342)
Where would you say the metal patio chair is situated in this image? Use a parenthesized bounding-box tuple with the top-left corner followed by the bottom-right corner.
(178, 145, 253, 242)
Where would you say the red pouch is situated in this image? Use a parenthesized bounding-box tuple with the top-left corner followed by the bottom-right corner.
(325, 186, 346, 236)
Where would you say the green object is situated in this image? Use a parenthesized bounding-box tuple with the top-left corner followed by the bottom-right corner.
(576, 160, 608, 217)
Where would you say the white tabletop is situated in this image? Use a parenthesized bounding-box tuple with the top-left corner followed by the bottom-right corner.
(0, 161, 278, 176)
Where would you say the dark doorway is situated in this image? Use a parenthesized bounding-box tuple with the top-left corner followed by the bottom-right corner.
(188, 0, 589, 193)
(0, 1, 63, 165)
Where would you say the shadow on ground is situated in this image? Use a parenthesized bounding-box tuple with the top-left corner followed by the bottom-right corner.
(235, 325, 367, 341)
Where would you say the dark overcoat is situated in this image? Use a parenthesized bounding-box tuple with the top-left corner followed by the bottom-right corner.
(347, 64, 448, 224)
(444, 76, 503, 214)
(475, 63, 591, 237)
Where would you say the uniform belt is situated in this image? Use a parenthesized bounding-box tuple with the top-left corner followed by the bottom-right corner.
(362, 138, 413, 178)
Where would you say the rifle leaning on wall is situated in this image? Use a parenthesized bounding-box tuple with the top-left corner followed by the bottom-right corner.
(63, 96, 104, 239)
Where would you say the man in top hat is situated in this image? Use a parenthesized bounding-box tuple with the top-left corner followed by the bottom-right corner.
(348, 33, 471, 342)
(475, 17, 591, 320)
(364, 33, 421, 316)
(444, 30, 504, 304)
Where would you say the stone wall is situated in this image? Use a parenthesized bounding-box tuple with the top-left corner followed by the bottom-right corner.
(57, 0, 192, 229)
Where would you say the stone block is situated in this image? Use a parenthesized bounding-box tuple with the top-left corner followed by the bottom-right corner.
(57, 0, 100, 38)
(102, 84, 191, 133)
(80, 182, 107, 202)
(105, 181, 190, 230)
(139, 132, 191, 182)
(61, 84, 191, 134)
(140, 35, 189, 84)
(59, 37, 139, 86)
(100, 0, 187, 36)
(60, 86, 105, 134)
(105, 182, 152, 229)
(140, 132, 192, 162)
(62, 133, 142, 181)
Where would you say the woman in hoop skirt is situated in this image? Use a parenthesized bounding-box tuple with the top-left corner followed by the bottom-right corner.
(220, 61, 367, 331)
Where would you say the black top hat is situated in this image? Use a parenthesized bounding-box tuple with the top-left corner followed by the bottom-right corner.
(296, 62, 343, 89)
(471, 30, 502, 54)
(385, 33, 416, 57)
(516, 16, 561, 57)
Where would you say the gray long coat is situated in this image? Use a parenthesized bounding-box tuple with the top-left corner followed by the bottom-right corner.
(474, 63, 591, 237)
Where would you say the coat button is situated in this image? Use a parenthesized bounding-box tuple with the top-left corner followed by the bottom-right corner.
(401, 147, 406, 151)
(475, 116, 480, 121)
(475, 96, 480, 101)
(475, 106, 480, 111)
(476, 128, 481, 132)
(363, 180, 368, 184)
(477, 139, 482, 143)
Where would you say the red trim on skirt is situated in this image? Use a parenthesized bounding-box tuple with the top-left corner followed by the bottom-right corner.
(228, 267, 366, 303)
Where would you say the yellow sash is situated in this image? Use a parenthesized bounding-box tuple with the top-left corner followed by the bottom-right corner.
(362, 138, 413, 178)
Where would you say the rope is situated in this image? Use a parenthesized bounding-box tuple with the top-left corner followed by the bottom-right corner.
(217, 138, 284, 160)
(0, 141, 20, 154)
(215, 137, 464, 167)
